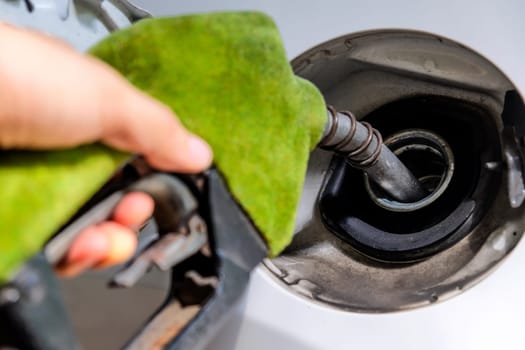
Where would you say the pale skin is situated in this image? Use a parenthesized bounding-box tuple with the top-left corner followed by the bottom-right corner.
(0, 23, 213, 276)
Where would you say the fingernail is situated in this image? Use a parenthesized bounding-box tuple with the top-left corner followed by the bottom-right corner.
(187, 135, 213, 167)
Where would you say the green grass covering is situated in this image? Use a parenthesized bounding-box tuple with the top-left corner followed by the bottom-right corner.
(0, 12, 326, 282)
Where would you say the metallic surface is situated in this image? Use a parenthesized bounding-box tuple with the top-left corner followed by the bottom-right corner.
(112, 215, 207, 288)
(364, 129, 455, 212)
(502, 127, 525, 208)
(77, 0, 150, 31)
(320, 107, 427, 203)
(0, 0, 148, 51)
(267, 30, 524, 311)
(128, 301, 201, 350)
(126, 170, 268, 350)
(50, 166, 268, 349)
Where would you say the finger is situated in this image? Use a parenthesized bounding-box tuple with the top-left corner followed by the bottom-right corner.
(56, 192, 151, 277)
(94, 222, 138, 269)
(100, 87, 213, 173)
(56, 222, 137, 277)
(55, 225, 109, 277)
(112, 191, 154, 228)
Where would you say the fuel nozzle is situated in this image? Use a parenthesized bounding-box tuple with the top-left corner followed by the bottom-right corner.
(319, 106, 428, 205)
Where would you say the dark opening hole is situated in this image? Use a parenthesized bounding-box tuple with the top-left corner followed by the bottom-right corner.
(399, 149, 445, 192)
(319, 95, 502, 260)
(369, 136, 450, 202)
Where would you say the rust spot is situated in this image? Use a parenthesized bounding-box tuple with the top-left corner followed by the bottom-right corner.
(128, 301, 200, 350)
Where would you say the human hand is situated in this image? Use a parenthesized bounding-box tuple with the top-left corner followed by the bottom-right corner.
(0, 23, 213, 276)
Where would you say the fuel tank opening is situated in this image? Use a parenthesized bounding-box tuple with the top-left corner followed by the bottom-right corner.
(364, 128, 454, 212)
(319, 95, 500, 262)
(319, 107, 428, 204)
(266, 29, 525, 313)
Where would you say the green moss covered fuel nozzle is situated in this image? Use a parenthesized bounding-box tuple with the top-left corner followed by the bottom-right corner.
(0, 11, 423, 284)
